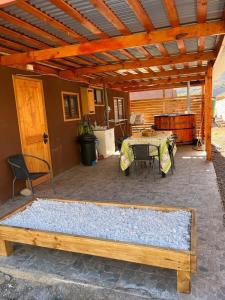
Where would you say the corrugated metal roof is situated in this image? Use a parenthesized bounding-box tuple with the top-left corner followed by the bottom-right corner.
(144, 45, 162, 57)
(184, 38, 198, 53)
(140, 0, 170, 29)
(207, 0, 225, 20)
(105, 0, 144, 33)
(110, 50, 129, 60)
(3, 5, 75, 44)
(126, 48, 145, 59)
(30, 0, 96, 41)
(163, 41, 179, 55)
(67, 0, 120, 37)
(205, 36, 217, 50)
(175, 0, 196, 24)
(0, 18, 56, 46)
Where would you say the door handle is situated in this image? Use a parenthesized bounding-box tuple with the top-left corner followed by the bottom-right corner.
(43, 132, 49, 144)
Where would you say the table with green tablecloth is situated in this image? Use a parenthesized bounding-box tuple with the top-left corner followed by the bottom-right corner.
(120, 132, 175, 175)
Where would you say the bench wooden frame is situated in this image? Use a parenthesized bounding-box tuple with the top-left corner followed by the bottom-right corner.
(0, 198, 197, 293)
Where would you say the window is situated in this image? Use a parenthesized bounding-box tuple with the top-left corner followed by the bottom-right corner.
(93, 88, 104, 105)
(62, 92, 81, 121)
(114, 97, 124, 122)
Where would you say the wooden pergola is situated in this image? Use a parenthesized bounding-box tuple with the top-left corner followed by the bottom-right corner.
(0, 0, 224, 160)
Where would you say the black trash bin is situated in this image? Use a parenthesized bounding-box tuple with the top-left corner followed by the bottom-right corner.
(78, 134, 97, 166)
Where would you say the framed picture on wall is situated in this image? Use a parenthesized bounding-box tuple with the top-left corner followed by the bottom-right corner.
(61, 92, 81, 121)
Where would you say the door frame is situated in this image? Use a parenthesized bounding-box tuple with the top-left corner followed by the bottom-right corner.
(12, 75, 53, 180)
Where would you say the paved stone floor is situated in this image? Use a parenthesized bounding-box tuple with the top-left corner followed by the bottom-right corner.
(0, 146, 225, 300)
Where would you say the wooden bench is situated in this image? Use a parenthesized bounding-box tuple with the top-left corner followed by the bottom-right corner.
(0, 198, 197, 293)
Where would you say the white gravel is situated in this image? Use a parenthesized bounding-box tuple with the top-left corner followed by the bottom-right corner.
(0, 199, 192, 250)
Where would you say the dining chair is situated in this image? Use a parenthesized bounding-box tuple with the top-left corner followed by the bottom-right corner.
(167, 134, 177, 174)
(130, 144, 160, 178)
(8, 153, 54, 200)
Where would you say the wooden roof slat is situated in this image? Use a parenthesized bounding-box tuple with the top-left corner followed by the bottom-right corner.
(162, 0, 188, 68)
(90, 0, 130, 35)
(98, 66, 207, 83)
(126, 0, 155, 31)
(197, 0, 207, 23)
(15, 1, 85, 42)
(127, 0, 169, 64)
(162, 0, 179, 27)
(49, 0, 107, 39)
(197, 1, 207, 65)
(1, 21, 223, 66)
(49, 0, 128, 63)
(0, 10, 67, 46)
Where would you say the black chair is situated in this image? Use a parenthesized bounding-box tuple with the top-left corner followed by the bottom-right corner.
(8, 154, 53, 199)
(167, 134, 177, 174)
(130, 144, 160, 177)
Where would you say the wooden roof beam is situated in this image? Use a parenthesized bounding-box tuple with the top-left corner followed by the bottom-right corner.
(60, 52, 216, 76)
(1, 22, 223, 66)
(127, 0, 170, 69)
(113, 75, 204, 89)
(97, 66, 207, 83)
(162, 0, 188, 68)
(197, 0, 207, 66)
(91, 0, 149, 60)
(125, 82, 202, 92)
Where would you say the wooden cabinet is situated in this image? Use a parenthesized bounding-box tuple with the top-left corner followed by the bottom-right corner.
(80, 87, 95, 115)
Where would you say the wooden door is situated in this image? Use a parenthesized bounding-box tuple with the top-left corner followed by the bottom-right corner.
(13, 76, 52, 185)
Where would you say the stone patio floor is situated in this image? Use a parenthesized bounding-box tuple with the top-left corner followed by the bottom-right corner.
(0, 145, 225, 300)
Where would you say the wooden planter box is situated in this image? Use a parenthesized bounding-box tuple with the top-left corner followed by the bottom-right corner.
(0, 199, 197, 293)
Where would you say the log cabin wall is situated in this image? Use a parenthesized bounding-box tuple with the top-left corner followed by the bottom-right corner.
(0, 66, 129, 204)
(130, 95, 203, 135)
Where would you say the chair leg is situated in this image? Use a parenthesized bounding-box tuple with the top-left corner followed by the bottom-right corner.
(27, 179, 34, 197)
(50, 171, 55, 194)
(12, 177, 16, 200)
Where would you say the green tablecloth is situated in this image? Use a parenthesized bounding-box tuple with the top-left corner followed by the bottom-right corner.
(120, 133, 175, 174)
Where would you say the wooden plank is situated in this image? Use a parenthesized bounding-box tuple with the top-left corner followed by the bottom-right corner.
(0, 240, 13, 256)
(61, 52, 216, 76)
(0, 225, 191, 271)
(197, 0, 207, 23)
(0, 198, 196, 292)
(90, 0, 130, 35)
(0, 21, 223, 66)
(177, 270, 191, 293)
(204, 62, 213, 160)
(126, 0, 154, 31)
(162, 0, 179, 27)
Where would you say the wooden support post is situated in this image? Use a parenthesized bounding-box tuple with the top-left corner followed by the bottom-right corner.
(204, 62, 213, 160)
(177, 270, 191, 293)
(0, 240, 13, 256)
(201, 83, 205, 142)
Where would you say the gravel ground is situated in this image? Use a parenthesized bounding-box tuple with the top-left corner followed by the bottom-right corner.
(0, 198, 191, 250)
